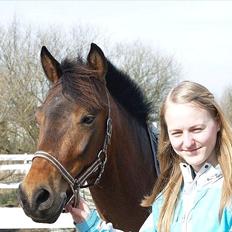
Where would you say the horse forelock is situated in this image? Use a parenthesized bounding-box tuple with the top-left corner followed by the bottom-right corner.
(57, 58, 106, 110)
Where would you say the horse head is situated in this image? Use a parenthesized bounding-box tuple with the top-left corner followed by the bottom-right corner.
(18, 43, 111, 223)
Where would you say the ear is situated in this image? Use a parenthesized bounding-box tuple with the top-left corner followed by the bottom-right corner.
(40, 46, 62, 83)
(87, 43, 107, 82)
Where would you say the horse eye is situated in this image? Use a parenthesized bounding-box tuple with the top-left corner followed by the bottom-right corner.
(81, 115, 95, 125)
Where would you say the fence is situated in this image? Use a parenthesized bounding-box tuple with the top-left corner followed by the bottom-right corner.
(0, 154, 94, 230)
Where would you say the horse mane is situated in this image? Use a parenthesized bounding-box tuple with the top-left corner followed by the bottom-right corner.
(106, 60, 152, 124)
(59, 57, 152, 125)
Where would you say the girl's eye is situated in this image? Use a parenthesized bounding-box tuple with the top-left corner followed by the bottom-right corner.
(81, 115, 95, 125)
(193, 128, 203, 133)
(170, 131, 182, 137)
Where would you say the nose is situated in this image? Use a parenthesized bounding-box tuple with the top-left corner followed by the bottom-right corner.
(34, 187, 53, 211)
(18, 184, 54, 212)
(182, 132, 195, 148)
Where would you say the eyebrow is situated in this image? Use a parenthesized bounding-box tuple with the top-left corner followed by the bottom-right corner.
(168, 124, 205, 132)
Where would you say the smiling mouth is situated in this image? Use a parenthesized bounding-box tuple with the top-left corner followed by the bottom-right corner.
(183, 147, 201, 153)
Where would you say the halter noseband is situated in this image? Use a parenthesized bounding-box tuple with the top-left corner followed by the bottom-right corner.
(33, 91, 112, 208)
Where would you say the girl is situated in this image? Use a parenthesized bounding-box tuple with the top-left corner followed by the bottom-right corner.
(66, 81, 232, 232)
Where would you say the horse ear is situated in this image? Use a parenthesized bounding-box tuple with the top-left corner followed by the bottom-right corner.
(87, 43, 107, 81)
(40, 46, 62, 83)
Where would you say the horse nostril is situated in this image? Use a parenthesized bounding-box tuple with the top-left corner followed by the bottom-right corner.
(35, 188, 53, 211)
(36, 188, 49, 204)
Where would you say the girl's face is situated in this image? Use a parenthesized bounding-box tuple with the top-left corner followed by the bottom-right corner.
(165, 102, 220, 172)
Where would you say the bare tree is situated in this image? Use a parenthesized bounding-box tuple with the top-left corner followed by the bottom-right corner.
(110, 41, 181, 122)
(0, 20, 42, 153)
(0, 19, 104, 153)
(0, 20, 181, 153)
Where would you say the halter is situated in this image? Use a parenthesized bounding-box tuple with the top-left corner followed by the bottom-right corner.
(33, 91, 112, 208)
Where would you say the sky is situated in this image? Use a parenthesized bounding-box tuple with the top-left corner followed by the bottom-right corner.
(1, 0, 232, 99)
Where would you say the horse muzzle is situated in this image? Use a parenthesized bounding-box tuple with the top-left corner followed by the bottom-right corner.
(18, 183, 67, 223)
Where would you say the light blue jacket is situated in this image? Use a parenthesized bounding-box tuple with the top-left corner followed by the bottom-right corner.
(75, 163, 232, 232)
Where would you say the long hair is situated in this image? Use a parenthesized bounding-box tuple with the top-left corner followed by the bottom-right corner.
(142, 81, 232, 232)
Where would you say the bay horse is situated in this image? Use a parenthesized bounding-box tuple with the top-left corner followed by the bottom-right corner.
(18, 43, 158, 231)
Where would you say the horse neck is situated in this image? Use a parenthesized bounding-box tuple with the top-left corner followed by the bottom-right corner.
(89, 100, 156, 230)
(112, 101, 150, 155)
(95, 99, 154, 187)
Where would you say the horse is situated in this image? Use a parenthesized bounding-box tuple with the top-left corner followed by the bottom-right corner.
(18, 43, 159, 231)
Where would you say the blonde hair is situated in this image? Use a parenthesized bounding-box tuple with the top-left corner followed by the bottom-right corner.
(142, 81, 232, 232)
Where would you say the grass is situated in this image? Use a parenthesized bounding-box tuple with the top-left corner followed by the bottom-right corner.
(0, 189, 19, 207)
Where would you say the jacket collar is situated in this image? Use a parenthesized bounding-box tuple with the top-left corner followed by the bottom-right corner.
(180, 162, 223, 190)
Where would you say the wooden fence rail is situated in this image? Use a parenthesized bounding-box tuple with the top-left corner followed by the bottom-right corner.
(0, 154, 94, 230)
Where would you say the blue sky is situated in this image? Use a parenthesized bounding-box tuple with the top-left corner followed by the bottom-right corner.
(1, 1, 232, 99)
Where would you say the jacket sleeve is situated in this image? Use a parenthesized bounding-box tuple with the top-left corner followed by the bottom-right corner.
(139, 195, 163, 232)
(75, 209, 123, 232)
(221, 205, 232, 232)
